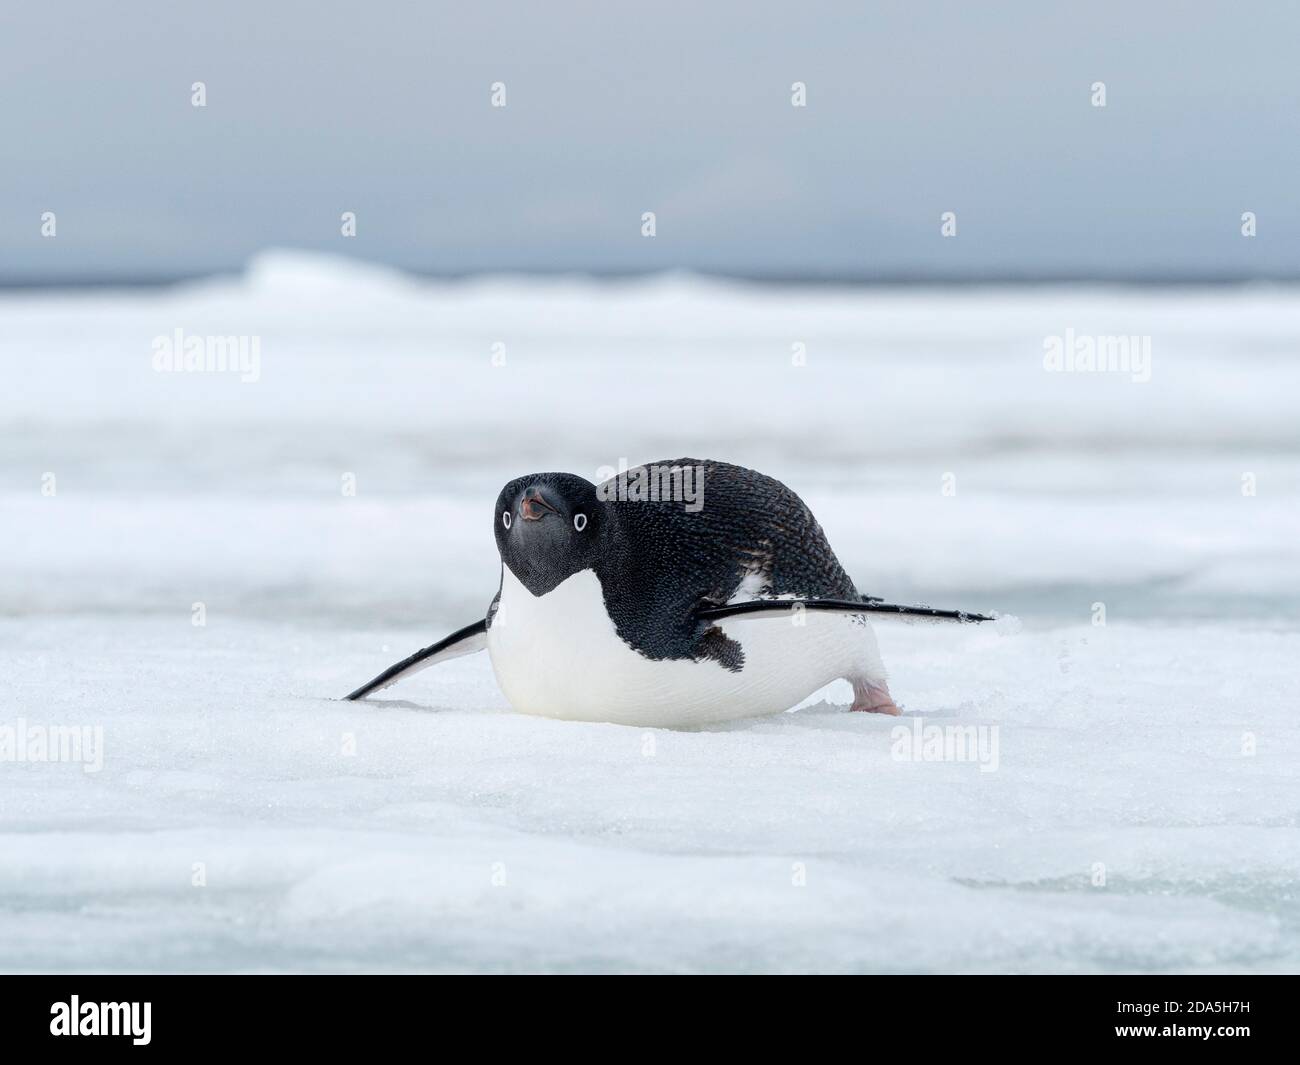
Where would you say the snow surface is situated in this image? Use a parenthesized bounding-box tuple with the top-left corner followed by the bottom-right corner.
(2, 253, 1298, 972)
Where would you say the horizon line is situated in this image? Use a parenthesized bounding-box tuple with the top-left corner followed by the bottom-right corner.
(3, 265, 1300, 291)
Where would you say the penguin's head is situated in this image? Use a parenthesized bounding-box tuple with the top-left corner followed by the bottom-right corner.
(493, 472, 604, 595)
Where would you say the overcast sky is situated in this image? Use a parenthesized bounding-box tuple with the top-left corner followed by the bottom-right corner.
(3, 1, 1298, 282)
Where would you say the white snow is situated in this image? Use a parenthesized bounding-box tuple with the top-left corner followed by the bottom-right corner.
(2, 253, 1298, 972)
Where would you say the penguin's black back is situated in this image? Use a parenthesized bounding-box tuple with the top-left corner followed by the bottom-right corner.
(594, 458, 863, 669)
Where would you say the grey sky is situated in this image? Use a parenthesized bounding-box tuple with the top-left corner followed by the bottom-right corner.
(3, 0, 1298, 282)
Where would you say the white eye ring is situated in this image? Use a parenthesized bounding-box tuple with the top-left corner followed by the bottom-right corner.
(502, 510, 512, 529)
(573, 513, 587, 531)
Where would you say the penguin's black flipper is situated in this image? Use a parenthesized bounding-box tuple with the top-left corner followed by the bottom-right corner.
(697, 599, 992, 624)
(344, 619, 489, 701)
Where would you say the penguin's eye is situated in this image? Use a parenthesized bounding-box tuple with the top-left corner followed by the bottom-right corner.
(502, 510, 512, 529)
(573, 513, 587, 532)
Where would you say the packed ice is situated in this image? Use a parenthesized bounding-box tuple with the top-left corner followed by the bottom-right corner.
(2, 253, 1297, 972)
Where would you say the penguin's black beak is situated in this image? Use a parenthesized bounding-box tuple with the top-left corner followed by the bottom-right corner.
(519, 486, 558, 521)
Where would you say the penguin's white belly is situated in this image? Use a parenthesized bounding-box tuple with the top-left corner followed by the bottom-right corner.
(487, 567, 877, 727)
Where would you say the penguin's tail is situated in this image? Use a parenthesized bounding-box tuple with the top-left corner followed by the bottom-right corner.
(696, 598, 992, 624)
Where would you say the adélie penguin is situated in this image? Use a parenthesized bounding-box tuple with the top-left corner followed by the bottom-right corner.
(345, 458, 991, 727)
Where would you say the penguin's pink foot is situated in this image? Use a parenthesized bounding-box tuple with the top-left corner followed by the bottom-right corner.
(850, 679, 901, 715)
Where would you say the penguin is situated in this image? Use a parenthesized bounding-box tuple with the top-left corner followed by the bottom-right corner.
(344, 458, 990, 728)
